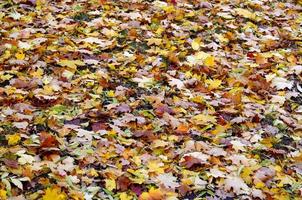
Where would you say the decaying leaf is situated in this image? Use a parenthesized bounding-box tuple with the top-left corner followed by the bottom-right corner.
(0, 0, 300, 199)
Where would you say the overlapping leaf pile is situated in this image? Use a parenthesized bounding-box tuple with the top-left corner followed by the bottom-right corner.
(0, 0, 302, 199)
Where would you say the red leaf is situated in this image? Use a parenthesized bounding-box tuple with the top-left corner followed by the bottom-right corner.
(117, 176, 131, 191)
(171, 0, 177, 5)
(180, 156, 200, 169)
(39, 132, 58, 148)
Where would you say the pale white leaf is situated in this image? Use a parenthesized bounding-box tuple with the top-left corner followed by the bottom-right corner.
(10, 178, 23, 190)
(157, 173, 180, 189)
(224, 176, 249, 195)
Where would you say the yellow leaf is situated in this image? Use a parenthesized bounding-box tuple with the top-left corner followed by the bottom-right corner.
(211, 124, 230, 135)
(192, 38, 201, 50)
(193, 114, 216, 125)
(195, 51, 210, 60)
(36, 0, 42, 10)
(139, 188, 164, 200)
(240, 167, 253, 184)
(204, 55, 215, 67)
(15, 51, 25, 60)
(0, 189, 7, 200)
(205, 79, 221, 90)
(102, 28, 118, 38)
(57, 59, 85, 69)
(191, 96, 204, 104)
(261, 137, 275, 148)
(120, 192, 132, 200)
(107, 90, 115, 97)
(105, 179, 116, 191)
(7, 134, 21, 146)
(216, 34, 229, 44)
(42, 187, 67, 200)
(162, 5, 175, 13)
(132, 156, 141, 166)
(147, 160, 165, 174)
(139, 192, 149, 200)
(127, 169, 147, 184)
(155, 27, 164, 35)
(0, 50, 11, 63)
(146, 38, 162, 46)
(30, 68, 44, 78)
(255, 181, 265, 189)
(234, 8, 256, 20)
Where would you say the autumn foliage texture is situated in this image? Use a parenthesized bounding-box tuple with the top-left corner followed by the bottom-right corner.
(0, 0, 302, 200)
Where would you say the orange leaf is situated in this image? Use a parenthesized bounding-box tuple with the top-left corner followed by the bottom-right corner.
(175, 124, 189, 134)
(39, 132, 58, 148)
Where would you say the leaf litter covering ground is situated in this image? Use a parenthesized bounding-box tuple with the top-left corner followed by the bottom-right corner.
(0, 0, 302, 199)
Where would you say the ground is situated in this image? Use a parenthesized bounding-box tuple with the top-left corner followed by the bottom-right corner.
(0, 0, 302, 199)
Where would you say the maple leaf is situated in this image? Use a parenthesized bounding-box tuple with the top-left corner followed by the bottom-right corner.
(42, 187, 67, 200)
(234, 8, 257, 20)
(180, 152, 210, 168)
(230, 140, 246, 152)
(132, 76, 155, 88)
(139, 188, 164, 200)
(205, 79, 221, 90)
(105, 179, 116, 191)
(119, 192, 132, 200)
(16, 151, 35, 165)
(204, 55, 215, 67)
(57, 59, 85, 70)
(15, 51, 25, 60)
(224, 176, 250, 195)
(186, 51, 211, 66)
(57, 157, 75, 175)
(208, 167, 226, 178)
(117, 176, 131, 191)
(6, 134, 21, 145)
(39, 132, 59, 148)
(271, 77, 293, 90)
(167, 76, 185, 89)
(147, 160, 165, 174)
(191, 38, 202, 50)
(156, 173, 180, 189)
(146, 38, 162, 46)
(0, 189, 7, 200)
(192, 114, 216, 125)
(0, 0, 301, 199)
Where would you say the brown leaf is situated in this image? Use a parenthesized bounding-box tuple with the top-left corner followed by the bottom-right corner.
(180, 156, 201, 169)
(117, 175, 131, 191)
(39, 132, 58, 148)
(92, 122, 108, 132)
(133, 130, 156, 141)
(3, 158, 19, 169)
(31, 96, 60, 108)
(154, 104, 174, 117)
(116, 104, 131, 113)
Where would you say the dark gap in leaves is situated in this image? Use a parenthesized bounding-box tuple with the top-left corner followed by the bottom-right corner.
(72, 13, 91, 22)
(0, 79, 10, 87)
(0, 125, 19, 134)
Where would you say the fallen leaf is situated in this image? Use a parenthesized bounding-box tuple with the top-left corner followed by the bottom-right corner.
(204, 55, 215, 67)
(7, 134, 21, 145)
(156, 173, 180, 189)
(105, 179, 116, 191)
(15, 51, 25, 60)
(42, 187, 67, 200)
(57, 59, 85, 70)
(224, 176, 249, 195)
